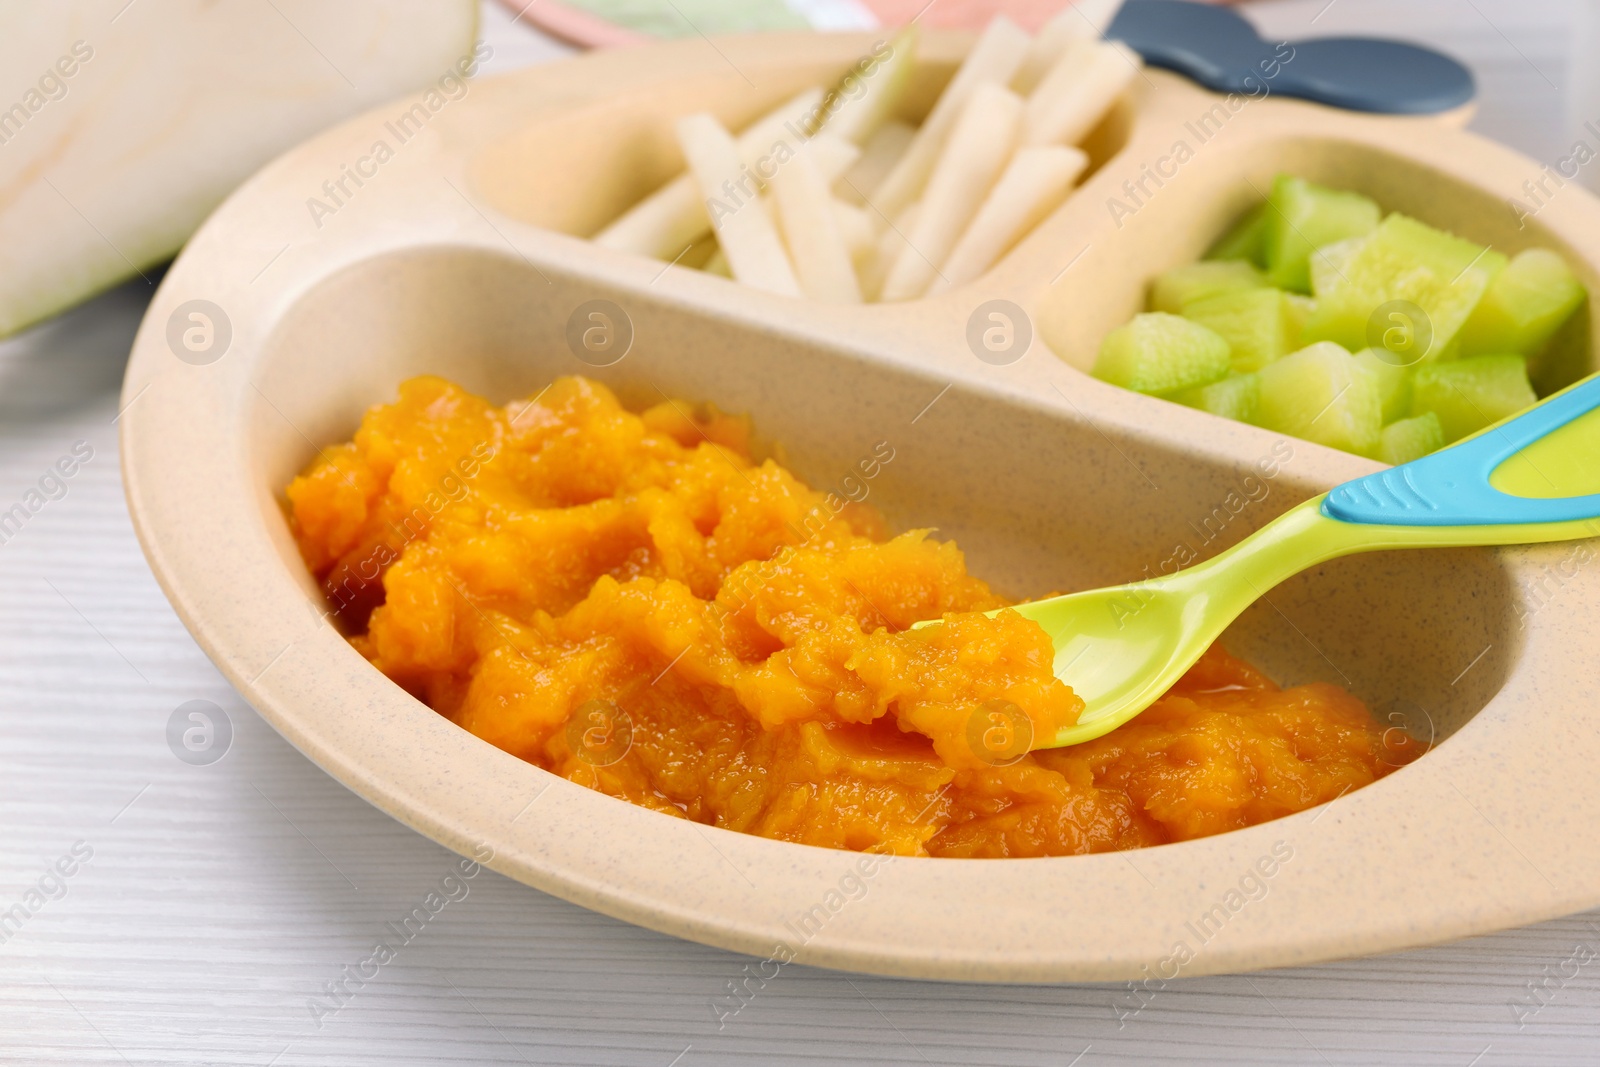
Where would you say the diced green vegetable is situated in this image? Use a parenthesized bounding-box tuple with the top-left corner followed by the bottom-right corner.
(1148, 260, 1267, 315)
(1376, 412, 1445, 465)
(1353, 348, 1413, 424)
(1309, 235, 1367, 298)
(1095, 174, 1579, 459)
(1206, 202, 1268, 266)
(1262, 176, 1381, 293)
(1181, 288, 1298, 372)
(1174, 372, 1260, 423)
(1303, 214, 1507, 360)
(1459, 248, 1586, 357)
(1256, 341, 1383, 454)
(1284, 292, 1315, 343)
(1093, 312, 1232, 395)
(1409, 353, 1537, 442)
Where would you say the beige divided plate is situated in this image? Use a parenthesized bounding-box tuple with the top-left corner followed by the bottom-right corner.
(121, 32, 1600, 982)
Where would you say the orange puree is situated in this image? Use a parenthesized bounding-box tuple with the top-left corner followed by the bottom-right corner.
(287, 375, 1420, 857)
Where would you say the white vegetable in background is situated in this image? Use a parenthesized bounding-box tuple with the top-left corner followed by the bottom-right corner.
(1011, 9, 1091, 94)
(929, 145, 1087, 294)
(820, 27, 919, 146)
(861, 202, 921, 302)
(591, 14, 1140, 303)
(704, 248, 731, 277)
(831, 200, 876, 259)
(837, 120, 915, 205)
(1071, 0, 1126, 34)
(1023, 40, 1142, 147)
(865, 16, 1031, 221)
(595, 89, 823, 259)
(676, 114, 801, 297)
(690, 136, 856, 289)
(804, 136, 863, 185)
(1021, 34, 1096, 114)
(771, 152, 862, 303)
(0, 0, 479, 338)
(879, 84, 1024, 302)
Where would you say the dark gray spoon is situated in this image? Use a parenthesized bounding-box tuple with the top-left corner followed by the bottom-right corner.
(1104, 0, 1475, 115)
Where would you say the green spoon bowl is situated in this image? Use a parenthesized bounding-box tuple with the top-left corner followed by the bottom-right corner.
(921, 372, 1600, 749)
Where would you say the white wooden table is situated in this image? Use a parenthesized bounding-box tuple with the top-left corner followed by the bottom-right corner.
(4, 2, 1596, 1063)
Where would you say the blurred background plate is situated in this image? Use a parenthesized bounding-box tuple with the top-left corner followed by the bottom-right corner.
(496, 0, 1224, 46)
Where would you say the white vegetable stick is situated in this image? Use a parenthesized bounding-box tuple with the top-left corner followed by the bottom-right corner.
(1023, 41, 1141, 147)
(1019, 35, 1098, 136)
(831, 200, 876, 258)
(861, 202, 920, 302)
(736, 138, 858, 274)
(729, 135, 856, 220)
(878, 83, 1024, 302)
(865, 16, 1031, 220)
(704, 247, 731, 277)
(755, 137, 854, 256)
(676, 114, 801, 297)
(595, 89, 824, 259)
(820, 26, 919, 145)
(771, 151, 863, 303)
(804, 135, 862, 184)
(1071, 0, 1123, 34)
(928, 146, 1087, 294)
(1012, 9, 1091, 94)
(837, 120, 914, 205)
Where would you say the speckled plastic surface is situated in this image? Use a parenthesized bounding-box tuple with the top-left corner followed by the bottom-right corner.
(120, 31, 1600, 981)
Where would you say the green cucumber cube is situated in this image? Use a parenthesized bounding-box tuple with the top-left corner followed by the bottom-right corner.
(1376, 412, 1445, 465)
(1206, 202, 1269, 266)
(1354, 348, 1413, 424)
(1149, 260, 1268, 315)
(1409, 354, 1537, 442)
(1181, 288, 1298, 372)
(1309, 235, 1368, 298)
(1256, 341, 1383, 455)
(1284, 293, 1315, 343)
(1303, 214, 1507, 360)
(1093, 313, 1232, 395)
(1262, 175, 1382, 293)
(1459, 248, 1586, 357)
(1174, 372, 1260, 423)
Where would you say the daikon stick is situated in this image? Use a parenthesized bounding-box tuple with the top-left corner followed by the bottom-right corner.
(866, 16, 1031, 220)
(1072, 0, 1123, 33)
(677, 114, 801, 297)
(805, 135, 862, 185)
(831, 199, 876, 259)
(929, 146, 1087, 294)
(819, 26, 919, 145)
(1012, 9, 1090, 94)
(596, 89, 823, 259)
(878, 83, 1024, 302)
(771, 151, 863, 302)
(1023, 41, 1141, 147)
(837, 120, 914, 205)
(861, 202, 920, 302)
(704, 247, 731, 277)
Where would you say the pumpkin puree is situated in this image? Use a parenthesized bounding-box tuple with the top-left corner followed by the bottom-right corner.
(287, 375, 1419, 857)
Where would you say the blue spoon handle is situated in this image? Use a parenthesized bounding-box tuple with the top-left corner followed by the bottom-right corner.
(1105, 0, 1476, 115)
(1323, 374, 1600, 527)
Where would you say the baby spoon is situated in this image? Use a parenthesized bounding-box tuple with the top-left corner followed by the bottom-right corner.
(935, 372, 1600, 748)
(1104, 0, 1476, 115)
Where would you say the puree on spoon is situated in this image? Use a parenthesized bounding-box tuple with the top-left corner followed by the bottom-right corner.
(286, 375, 1419, 857)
